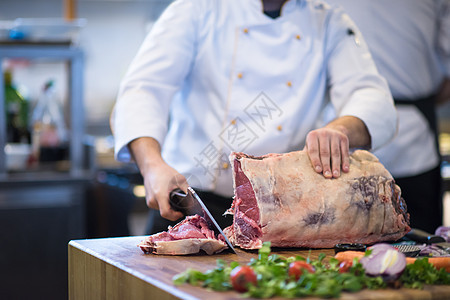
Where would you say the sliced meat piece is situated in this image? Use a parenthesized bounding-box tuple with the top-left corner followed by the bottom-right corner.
(140, 238, 227, 255)
(224, 150, 410, 249)
(138, 214, 227, 255)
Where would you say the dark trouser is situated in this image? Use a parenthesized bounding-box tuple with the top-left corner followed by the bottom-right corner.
(145, 190, 234, 235)
(395, 166, 443, 234)
(394, 95, 443, 233)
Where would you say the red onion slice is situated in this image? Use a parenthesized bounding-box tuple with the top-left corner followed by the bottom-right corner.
(436, 226, 450, 242)
(360, 243, 406, 281)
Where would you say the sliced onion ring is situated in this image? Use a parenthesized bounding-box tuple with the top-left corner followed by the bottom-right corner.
(360, 243, 406, 281)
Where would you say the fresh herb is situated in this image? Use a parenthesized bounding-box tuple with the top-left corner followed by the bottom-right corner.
(400, 257, 450, 289)
(173, 259, 233, 291)
(173, 242, 449, 298)
(364, 248, 373, 257)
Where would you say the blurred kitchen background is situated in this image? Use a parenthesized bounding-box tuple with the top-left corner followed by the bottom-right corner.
(1, 0, 450, 299)
(0, 0, 171, 299)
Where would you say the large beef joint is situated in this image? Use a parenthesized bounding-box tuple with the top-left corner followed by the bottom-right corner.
(138, 215, 227, 255)
(224, 150, 410, 249)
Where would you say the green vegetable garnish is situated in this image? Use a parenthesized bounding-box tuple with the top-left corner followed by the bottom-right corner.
(364, 248, 373, 257)
(172, 243, 449, 298)
(400, 257, 450, 288)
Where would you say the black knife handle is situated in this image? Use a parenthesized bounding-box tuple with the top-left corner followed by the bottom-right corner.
(405, 228, 446, 244)
(169, 188, 188, 215)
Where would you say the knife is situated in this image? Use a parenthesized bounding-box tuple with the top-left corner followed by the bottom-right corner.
(169, 187, 236, 253)
(405, 228, 450, 254)
(406, 228, 446, 244)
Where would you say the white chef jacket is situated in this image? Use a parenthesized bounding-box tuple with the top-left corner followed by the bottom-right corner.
(326, 0, 450, 177)
(113, 0, 397, 197)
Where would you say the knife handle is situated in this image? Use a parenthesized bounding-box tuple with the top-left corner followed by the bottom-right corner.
(169, 188, 188, 215)
(405, 228, 446, 245)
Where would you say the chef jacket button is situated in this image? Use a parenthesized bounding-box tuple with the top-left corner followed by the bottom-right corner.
(295, 34, 301, 40)
(231, 119, 237, 125)
(277, 125, 283, 131)
(243, 28, 249, 34)
(286, 81, 292, 87)
(237, 72, 243, 79)
(222, 162, 229, 169)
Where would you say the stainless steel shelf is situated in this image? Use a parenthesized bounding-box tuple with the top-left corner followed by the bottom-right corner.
(0, 42, 85, 178)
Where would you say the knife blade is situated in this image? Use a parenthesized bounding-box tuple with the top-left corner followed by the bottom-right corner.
(169, 187, 236, 253)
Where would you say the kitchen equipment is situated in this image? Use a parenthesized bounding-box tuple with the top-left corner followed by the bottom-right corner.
(10, 18, 86, 43)
(334, 243, 366, 254)
(0, 20, 13, 40)
(405, 228, 450, 255)
(393, 244, 421, 257)
(406, 228, 447, 244)
(169, 187, 236, 253)
(5, 143, 31, 170)
(169, 188, 199, 216)
(31, 80, 69, 163)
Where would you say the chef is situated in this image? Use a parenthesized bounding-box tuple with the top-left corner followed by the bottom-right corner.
(111, 0, 397, 233)
(326, 0, 450, 233)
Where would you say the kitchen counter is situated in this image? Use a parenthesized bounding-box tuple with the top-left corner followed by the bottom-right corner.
(68, 236, 450, 300)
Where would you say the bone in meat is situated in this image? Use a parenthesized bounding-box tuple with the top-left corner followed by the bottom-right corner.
(224, 150, 410, 249)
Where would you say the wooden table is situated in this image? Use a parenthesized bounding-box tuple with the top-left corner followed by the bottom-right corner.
(69, 236, 450, 300)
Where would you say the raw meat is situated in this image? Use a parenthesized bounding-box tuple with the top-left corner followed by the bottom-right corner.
(138, 214, 227, 255)
(224, 150, 410, 249)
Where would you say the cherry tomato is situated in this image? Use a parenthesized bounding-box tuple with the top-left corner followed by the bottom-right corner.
(230, 265, 257, 293)
(338, 261, 353, 273)
(288, 261, 315, 280)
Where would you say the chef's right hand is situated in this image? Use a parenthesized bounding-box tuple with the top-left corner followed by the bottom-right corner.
(128, 137, 188, 221)
(143, 162, 189, 221)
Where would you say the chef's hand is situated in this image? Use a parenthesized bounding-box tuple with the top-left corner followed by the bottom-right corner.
(142, 162, 188, 221)
(305, 116, 371, 179)
(129, 137, 188, 221)
(305, 127, 350, 179)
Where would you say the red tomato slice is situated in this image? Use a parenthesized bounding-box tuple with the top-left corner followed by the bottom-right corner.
(230, 265, 257, 293)
(338, 261, 353, 273)
(288, 261, 315, 280)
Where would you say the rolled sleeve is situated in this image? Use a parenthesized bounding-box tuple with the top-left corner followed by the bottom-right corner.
(112, 0, 198, 161)
(325, 7, 397, 150)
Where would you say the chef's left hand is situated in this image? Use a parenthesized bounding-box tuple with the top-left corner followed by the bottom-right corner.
(304, 126, 350, 179)
(304, 116, 371, 178)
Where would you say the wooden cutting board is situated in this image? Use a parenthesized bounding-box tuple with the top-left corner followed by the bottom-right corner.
(68, 236, 450, 300)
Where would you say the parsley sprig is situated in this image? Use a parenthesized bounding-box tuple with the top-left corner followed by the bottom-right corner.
(400, 258, 450, 289)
